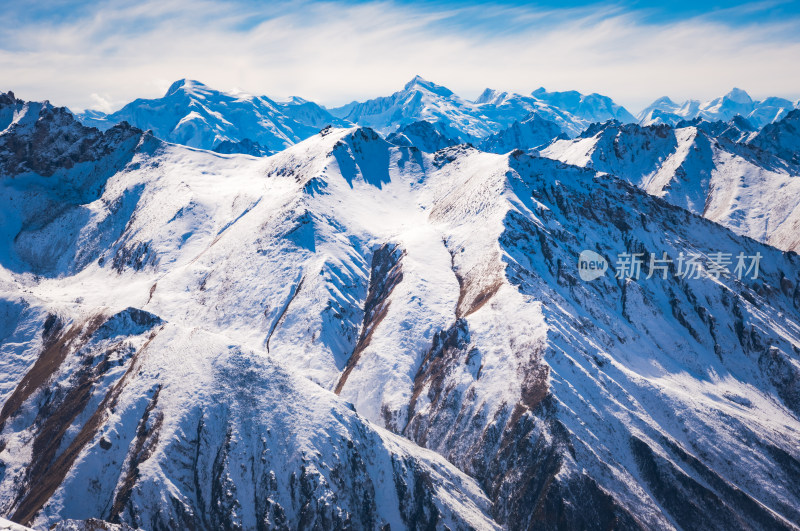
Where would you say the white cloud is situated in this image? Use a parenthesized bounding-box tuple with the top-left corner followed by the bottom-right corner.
(88, 92, 115, 113)
(0, 0, 798, 113)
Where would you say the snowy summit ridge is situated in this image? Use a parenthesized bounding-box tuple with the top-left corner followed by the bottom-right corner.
(0, 81, 799, 531)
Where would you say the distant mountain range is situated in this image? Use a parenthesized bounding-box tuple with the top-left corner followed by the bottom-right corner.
(542, 110, 800, 252)
(73, 78, 798, 161)
(75, 79, 347, 153)
(638, 88, 798, 128)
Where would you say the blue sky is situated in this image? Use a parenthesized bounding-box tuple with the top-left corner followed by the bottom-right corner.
(1, 0, 798, 113)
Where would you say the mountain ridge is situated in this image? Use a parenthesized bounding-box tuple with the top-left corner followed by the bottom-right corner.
(1, 89, 800, 530)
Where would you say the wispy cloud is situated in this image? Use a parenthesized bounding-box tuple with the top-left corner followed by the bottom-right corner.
(1, 0, 798, 112)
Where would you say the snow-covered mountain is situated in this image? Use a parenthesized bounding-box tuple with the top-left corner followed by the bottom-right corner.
(638, 89, 798, 128)
(479, 113, 566, 154)
(331, 76, 635, 141)
(750, 108, 800, 166)
(0, 95, 497, 530)
(542, 117, 800, 253)
(329, 76, 499, 140)
(385, 121, 460, 153)
(212, 137, 273, 157)
(69, 80, 798, 162)
(530, 87, 636, 124)
(2, 92, 800, 530)
(74, 80, 347, 153)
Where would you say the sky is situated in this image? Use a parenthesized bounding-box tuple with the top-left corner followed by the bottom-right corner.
(1, 0, 799, 114)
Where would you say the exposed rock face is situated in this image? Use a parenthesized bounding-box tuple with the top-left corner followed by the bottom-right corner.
(0, 92, 146, 199)
(212, 138, 273, 157)
(749, 109, 800, 166)
(479, 113, 565, 153)
(386, 121, 460, 153)
(541, 119, 800, 252)
(1, 92, 799, 531)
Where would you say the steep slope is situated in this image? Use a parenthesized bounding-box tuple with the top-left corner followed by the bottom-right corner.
(74, 80, 343, 152)
(0, 307, 496, 530)
(542, 120, 800, 252)
(0, 101, 498, 530)
(331, 77, 634, 141)
(530, 87, 636, 123)
(386, 121, 460, 153)
(403, 148, 800, 530)
(472, 90, 593, 138)
(211, 138, 273, 157)
(1, 86, 799, 531)
(639, 89, 798, 128)
(479, 113, 565, 153)
(749, 108, 800, 166)
(330, 76, 498, 140)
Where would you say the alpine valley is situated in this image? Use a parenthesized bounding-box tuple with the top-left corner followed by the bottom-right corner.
(0, 78, 799, 531)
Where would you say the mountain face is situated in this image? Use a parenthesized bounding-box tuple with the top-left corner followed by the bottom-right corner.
(329, 76, 499, 140)
(530, 87, 637, 124)
(0, 92, 145, 193)
(74, 80, 346, 153)
(212, 137, 273, 157)
(331, 76, 635, 141)
(2, 92, 800, 531)
(541, 118, 800, 253)
(639, 89, 798, 128)
(0, 99, 497, 530)
(385, 120, 460, 153)
(479, 113, 565, 154)
(749, 108, 800, 166)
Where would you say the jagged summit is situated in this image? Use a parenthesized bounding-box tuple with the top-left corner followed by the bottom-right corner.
(542, 116, 800, 252)
(474, 88, 507, 105)
(1, 90, 800, 529)
(74, 80, 339, 152)
(651, 95, 677, 106)
(531, 86, 637, 123)
(165, 78, 211, 96)
(639, 88, 796, 127)
(402, 75, 454, 97)
(723, 87, 753, 104)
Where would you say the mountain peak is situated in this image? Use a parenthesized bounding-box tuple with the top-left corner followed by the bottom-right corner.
(166, 79, 210, 97)
(724, 87, 752, 104)
(403, 75, 454, 97)
(652, 96, 676, 106)
(474, 88, 508, 105)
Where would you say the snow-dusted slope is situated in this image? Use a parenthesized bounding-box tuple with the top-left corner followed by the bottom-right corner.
(530, 87, 636, 123)
(0, 98, 497, 530)
(332, 77, 635, 141)
(750, 109, 800, 166)
(479, 113, 565, 153)
(330, 76, 498, 140)
(639, 89, 798, 128)
(2, 92, 800, 530)
(542, 120, 800, 252)
(74, 80, 346, 153)
(386, 121, 460, 153)
(471, 89, 609, 138)
(0, 311, 496, 530)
